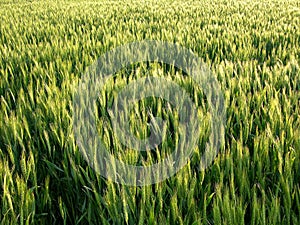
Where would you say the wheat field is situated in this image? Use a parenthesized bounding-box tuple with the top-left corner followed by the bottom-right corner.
(0, 0, 299, 224)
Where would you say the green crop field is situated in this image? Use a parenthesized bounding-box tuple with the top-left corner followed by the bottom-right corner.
(0, 0, 299, 224)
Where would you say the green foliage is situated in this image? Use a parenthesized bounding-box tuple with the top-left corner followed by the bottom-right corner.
(0, 0, 299, 224)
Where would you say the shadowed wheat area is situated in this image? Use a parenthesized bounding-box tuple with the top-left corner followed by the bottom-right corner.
(0, 0, 299, 224)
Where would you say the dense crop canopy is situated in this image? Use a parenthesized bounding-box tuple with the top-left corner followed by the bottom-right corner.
(0, 0, 299, 224)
